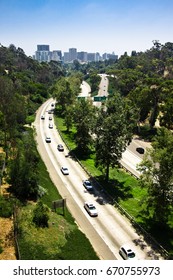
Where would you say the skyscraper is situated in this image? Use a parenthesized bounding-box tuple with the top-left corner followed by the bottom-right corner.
(35, 45, 50, 62)
(69, 48, 77, 62)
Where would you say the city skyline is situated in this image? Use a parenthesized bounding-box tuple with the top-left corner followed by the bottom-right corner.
(34, 44, 118, 63)
(1, 0, 173, 58)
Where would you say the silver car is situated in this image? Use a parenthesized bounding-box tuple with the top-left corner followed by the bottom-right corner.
(119, 245, 137, 260)
(84, 202, 98, 217)
(61, 167, 69, 175)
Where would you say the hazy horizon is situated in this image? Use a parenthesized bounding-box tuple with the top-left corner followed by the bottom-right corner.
(1, 0, 173, 57)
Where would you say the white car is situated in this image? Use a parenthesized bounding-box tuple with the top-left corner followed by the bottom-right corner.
(61, 167, 69, 175)
(49, 116, 52, 120)
(119, 245, 137, 260)
(41, 115, 45, 120)
(84, 202, 98, 217)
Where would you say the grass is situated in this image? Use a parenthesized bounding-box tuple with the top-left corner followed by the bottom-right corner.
(17, 203, 98, 260)
(17, 151, 99, 260)
(54, 114, 173, 257)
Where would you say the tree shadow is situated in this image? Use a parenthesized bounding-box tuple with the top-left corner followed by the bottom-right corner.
(131, 214, 173, 259)
(94, 175, 133, 202)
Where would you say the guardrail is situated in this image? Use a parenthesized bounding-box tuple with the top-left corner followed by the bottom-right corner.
(55, 122, 169, 259)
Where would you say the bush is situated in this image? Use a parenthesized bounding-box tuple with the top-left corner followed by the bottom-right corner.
(33, 201, 49, 228)
(0, 196, 13, 218)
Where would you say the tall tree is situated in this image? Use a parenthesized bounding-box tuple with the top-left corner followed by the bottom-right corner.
(53, 77, 74, 114)
(95, 93, 135, 181)
(9, 131, 40, 200)
(138, 128, 173, 226)
(73, 98, 96, 154)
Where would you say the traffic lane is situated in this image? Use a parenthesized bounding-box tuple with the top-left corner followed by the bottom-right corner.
(79, 81, 91, 97)
(36, 101, 117, 260)
(36, 100, 163, 260)
(98, 74, 108, 97)
(41, 102, 150, 260)
(41, 114, 125, 258)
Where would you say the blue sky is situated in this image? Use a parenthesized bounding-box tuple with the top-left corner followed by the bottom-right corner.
(1, 0, 173, 57)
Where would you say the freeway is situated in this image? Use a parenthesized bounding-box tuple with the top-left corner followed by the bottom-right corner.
(80, 74, 150, 178)
(34, 99, 164, 260)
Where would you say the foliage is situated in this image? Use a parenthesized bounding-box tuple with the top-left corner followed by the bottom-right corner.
(89, 72, 101, 92)
(33, 201, 49, 228)
(138, 127, 173, 226)
(52, 74, 81, 115)
(73, 98, 97, 155)
(0, 195, 13, 218)
(94, 93, 136, 181)
(17, 198, 98, 260)
(9, 130, 40, 201)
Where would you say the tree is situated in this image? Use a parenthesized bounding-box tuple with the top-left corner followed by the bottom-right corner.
(138, 127, 173, 226)
(33, 201, 49, 228)
(53, 77, 74, 114)
(73, 98, 96, 155)
(95, 93, 135, 181)
(9, 131, 40, 200)
(89, 72, 101, 92)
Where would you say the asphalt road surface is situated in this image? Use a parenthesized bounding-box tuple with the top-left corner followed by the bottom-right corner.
(34, 99, 164, 260)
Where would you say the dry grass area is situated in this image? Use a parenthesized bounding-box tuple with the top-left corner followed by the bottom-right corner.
(0, 180, 17, 260)
(0, 217, 16, 260)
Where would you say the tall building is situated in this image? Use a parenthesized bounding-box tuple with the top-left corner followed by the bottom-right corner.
(63, 52, 70, 63)
(37, 45, 50, 51)
(51, 50, 62, 61)
(87, 53, 96, 62)
(35, 45, 50, 62)
(77, 51, 87, 62)
(69, 48, 77, 62)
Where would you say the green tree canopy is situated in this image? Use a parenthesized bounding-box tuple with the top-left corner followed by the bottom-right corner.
(138, 127, 173, 226)
(95, 92, 136, 181)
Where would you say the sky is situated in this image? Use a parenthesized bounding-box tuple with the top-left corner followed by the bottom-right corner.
(0, 0, 173, 58)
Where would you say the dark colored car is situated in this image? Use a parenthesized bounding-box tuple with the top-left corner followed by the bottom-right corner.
(45, 136, 51, 143)
(136, 147, 145, 154)
(57, 144, 64, 151)
(83, 180, 93, 191)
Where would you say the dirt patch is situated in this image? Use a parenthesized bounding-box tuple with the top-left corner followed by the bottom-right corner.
(0, 181, 17, 260)
(0, 217, 16, 260)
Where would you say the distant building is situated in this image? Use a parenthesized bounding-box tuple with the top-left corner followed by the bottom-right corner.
(102, 52, 118, 61)
(87, 53, 96, 62)
(63, 52, 70, 63)
(34, 44, 118, 63)
(37, 45, 50, 51)
(95, 52, 101, 61)
(77, 51, 87, 62)
(69, 48, 77, 62)
(51, 50, 62, 61)
(35, 45, 50, 62)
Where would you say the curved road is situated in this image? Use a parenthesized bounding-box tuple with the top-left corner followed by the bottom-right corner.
(34, 99, 163, 260)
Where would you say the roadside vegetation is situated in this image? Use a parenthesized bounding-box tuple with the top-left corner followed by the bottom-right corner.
(1, 41, 173, 259)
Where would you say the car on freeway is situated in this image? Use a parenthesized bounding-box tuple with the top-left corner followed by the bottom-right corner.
(84, 202, 98, 217)
(83, 180, 93, 191)
(57, 144, 64, 151)
(136, 147, 145, 154)
(49, 116, 52, 120)
(61, 167, 69, 175)
(49, 123, 53, 129)
(119, 245, 136, 260)
(45, 136, 51, 143)
(41, 115, 45, 120)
